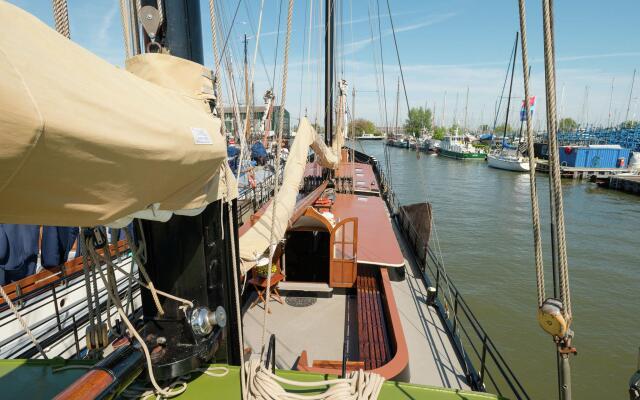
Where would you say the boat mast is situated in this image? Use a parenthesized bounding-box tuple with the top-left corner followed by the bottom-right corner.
(325, 0, 335, 145)
(607, 77, 615, 129)
(502, 32, 519, 146)
(463, 86, 469, 133)
(394, 77, 400, 137)
(138, 0, 241, 367)
(626, 69, 636, 123)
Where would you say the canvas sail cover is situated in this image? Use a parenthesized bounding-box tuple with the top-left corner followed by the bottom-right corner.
(0, 2, 235, 227)
(239, 118, 337, 272)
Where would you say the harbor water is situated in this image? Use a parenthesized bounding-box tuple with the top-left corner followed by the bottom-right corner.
(356, 141, 640, 400)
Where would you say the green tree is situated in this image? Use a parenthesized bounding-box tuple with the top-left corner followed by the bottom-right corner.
(621, 120, 639, 129)
(433, 126, 447, 140)
(558, 118, 578, 132)
(494, 124, 514, 135)
(348, 118, 379, 137)
(404, 107, 432, 137)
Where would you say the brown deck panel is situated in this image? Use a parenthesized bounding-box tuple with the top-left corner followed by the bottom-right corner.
(331, 194, 404, 267)
(336, 163, 379, 192)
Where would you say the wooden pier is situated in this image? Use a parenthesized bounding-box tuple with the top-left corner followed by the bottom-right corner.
(535, 159, 630, 180)
(605, 175, 640, 195)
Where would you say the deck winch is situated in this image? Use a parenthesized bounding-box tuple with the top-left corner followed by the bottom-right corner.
(190, 306, 227, 336)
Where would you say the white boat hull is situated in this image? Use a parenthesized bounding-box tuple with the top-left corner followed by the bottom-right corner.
(487, 154, 531, 172)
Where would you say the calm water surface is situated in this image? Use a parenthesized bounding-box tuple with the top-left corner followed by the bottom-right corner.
(356, 141, 640, 400)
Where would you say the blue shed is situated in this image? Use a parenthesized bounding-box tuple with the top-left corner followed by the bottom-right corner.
(558, 145, 631, 168)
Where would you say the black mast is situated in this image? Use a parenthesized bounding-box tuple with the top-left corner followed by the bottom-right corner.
(138, 0, 242, 374)
(324, 0, 334, 145)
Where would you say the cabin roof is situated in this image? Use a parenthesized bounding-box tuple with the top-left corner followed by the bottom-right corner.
(332, 193, 404, 267)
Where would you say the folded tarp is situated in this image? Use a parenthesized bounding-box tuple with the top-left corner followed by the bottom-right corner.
(0, 2, 235, 227)
(239, 118, 337, 273)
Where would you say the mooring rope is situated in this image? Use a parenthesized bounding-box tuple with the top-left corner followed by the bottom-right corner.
(517, 0, 545, 308)
(541, 0, 572, 322)
(51, 0, 71, 39)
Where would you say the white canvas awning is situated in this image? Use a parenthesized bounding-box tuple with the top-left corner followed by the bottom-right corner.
(0, 2, 235, 227)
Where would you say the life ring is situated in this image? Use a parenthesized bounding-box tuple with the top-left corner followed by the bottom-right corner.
(564, 146, 572, 154)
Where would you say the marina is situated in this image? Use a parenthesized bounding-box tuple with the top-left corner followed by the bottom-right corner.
(0, 0, 638, 399)
(360, 141, 640, 400)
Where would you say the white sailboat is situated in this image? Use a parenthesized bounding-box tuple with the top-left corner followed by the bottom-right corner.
(487, 149, 532, 171)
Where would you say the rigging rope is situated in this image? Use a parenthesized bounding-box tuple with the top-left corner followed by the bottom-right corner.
(541, 0, 572, 322)
(83, 230, 196, 398)
(384, 0, 410, 114)
(260, 0, 294, 351)
(0, 284, 48, 359)
(51, 0, 71, 39)
(517, 0, 545, 308)
(208, 0, 226, 133)
(119, 0, 133, 59)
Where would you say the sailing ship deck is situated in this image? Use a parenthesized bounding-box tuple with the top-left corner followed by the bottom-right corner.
(242, 219, 469, 390)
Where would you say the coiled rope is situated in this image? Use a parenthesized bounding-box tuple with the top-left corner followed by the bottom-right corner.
(51, 0, 70, 39)
(517, 0, 545, 308)
(244, 359, 384, 400)
(541, 0, 572, 322)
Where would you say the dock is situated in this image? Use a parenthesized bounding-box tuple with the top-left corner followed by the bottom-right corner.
(535, 159, 630, 180)
(604, 174, 640, 195)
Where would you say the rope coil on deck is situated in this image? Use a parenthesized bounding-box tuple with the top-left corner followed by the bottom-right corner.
(244, 359, 385, 400)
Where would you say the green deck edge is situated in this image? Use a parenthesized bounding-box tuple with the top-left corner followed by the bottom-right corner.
(0, 359, 506, 399)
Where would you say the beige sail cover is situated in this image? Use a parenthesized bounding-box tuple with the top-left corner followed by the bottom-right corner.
(239, 118, 337, 272)
(0, 2, 232, 227)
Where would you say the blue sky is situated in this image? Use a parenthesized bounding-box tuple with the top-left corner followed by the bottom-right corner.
(8, 0, 640, 130)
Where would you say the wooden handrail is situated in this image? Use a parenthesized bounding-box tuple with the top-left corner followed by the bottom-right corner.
(0, 240, 129, 306)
